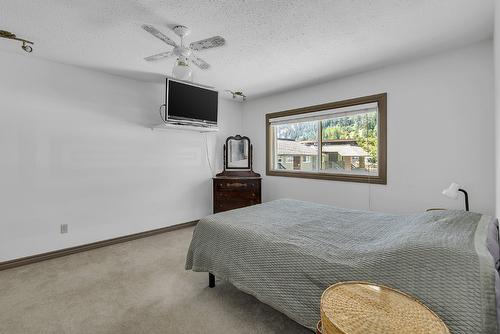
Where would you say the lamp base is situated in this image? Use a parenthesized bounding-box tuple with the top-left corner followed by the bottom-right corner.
(458, 189, 469, 211)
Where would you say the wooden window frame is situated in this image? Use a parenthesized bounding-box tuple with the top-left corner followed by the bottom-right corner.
(265, 93, 387, 185)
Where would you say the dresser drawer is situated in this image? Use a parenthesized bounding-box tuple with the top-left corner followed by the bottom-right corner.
(215, 190, 258, 201)
(213, 177, 262, 213)
(215, 179, 260, 191)
(214, 199, 260, 213)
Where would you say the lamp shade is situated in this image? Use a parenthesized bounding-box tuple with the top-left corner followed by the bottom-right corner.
(442, 182, 460, 199)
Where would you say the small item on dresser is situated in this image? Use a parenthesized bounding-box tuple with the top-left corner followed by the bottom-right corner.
(319, 281, 449, 334)
(213, 135, 261, 213)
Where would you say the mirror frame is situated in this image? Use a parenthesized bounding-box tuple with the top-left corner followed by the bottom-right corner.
(225, 135, 251, 170)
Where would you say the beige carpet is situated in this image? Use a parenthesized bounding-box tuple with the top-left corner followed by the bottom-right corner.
(0, 226, 311, 334)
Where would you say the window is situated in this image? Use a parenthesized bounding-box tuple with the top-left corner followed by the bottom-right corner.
(266, 93, 386, 184)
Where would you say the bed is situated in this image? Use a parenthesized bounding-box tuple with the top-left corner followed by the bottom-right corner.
(185, 199, 499, 333)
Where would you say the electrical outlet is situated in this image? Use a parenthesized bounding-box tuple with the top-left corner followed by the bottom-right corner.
(60, 224, 68, 234)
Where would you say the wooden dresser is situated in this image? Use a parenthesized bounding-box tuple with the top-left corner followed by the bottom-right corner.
(213, 176, 262, 213)
(214, 135, 261, 214)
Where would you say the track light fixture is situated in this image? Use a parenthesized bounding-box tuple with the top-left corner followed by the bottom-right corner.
(225, 90, 247, 101)
(21, 41, 33, 53)
(0, 30, 34, 53)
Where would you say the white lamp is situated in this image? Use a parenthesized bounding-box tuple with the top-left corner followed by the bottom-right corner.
(172, 57, 192, 81)
(442, 182, 469, 211)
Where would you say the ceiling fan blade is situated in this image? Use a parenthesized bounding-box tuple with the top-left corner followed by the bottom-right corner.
(189, 36, 225, 51)
(142, 24, 177, 47)
(144, 51, 174, 62)
(190, 56, 210, 70)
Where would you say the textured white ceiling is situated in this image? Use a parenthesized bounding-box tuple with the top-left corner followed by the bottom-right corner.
(0, 0, 494, 100)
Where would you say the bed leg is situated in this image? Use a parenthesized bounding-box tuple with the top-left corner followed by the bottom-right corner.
(209, 273, 215, 288)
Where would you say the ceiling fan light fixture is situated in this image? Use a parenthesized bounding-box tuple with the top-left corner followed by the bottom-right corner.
(172, 57, 192, 81)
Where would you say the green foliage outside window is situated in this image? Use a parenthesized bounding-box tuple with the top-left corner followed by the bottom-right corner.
(322, 112, 378, 162)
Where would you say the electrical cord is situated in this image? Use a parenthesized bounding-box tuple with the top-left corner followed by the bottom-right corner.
(365, 112, 372, 211)
(204, 132, 215, 176)
(158, 104, 166, 122)
(158, 103, 215, 175)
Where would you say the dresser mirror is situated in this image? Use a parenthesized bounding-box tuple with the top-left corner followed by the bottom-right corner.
(225, 135, 251, 170)
(217, 135, 260, 178)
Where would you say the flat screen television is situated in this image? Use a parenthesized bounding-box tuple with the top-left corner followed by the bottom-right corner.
(165, 78, 218, 126)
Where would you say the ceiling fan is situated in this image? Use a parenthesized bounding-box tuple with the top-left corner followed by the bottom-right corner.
(142, 24, 225, 80)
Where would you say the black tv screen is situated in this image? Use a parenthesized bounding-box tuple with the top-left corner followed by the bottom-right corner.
(166, 79, 218, 125)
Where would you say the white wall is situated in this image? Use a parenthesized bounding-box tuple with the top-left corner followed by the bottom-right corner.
(0, 39, 494, 262)
(243, 41, 495, 215)
(0, 51, 242, 261)
(495, 0, 500, 216)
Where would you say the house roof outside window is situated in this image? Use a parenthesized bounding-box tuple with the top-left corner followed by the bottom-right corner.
(322, 145, 369, 157)
(276, 139, 317, 156)
(277, 139, 369, 157)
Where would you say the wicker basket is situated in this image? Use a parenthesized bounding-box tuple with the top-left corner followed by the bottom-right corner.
(320, 281, 450, 334)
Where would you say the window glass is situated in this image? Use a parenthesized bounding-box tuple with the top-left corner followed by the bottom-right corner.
(266, 94, 386, 184)
(273, 121, 318, 172)
(320, 110, 378, 176)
